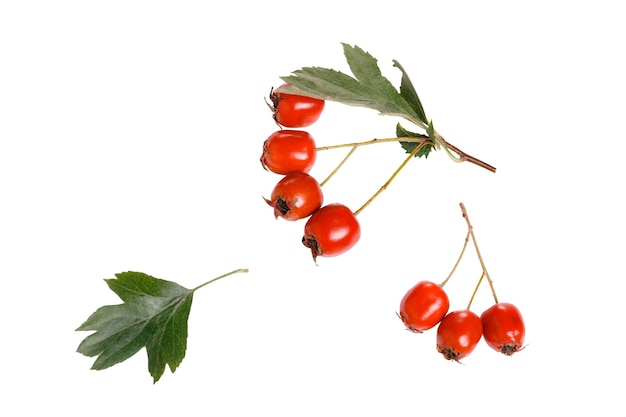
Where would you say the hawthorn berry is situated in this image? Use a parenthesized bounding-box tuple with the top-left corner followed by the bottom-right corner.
(261, 130, 317, 175)
(302, 203, 360, 261)
(270, 84, 325, 128)
(398, 281, 449, 332)
(480, 302, 526, 356)
(265, 172, 323, 221)
(436, 310, 483, 362)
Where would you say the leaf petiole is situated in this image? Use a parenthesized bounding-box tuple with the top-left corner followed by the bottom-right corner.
(192, 268, 249, 292)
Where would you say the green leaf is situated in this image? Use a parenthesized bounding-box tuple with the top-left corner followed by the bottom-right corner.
(279, 43, 425, 127)
(392, 60, 428, 126)
(76, 269, 248, 383)
(76, 272, 193, 383)
(397, 123, 433, 158)
(427, 119, 436, 139)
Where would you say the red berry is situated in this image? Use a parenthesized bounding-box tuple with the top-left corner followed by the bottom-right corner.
(398, 281, 449, 332)
(436, 310, 483, 362)
(480, 302, 526, 356)
(265, 172, 323, 221)
(270, 84, 325, 128)
(302, 203, 360, 261)
(261, 130, 317, 175)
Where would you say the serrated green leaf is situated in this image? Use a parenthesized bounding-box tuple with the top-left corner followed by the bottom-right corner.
(393, 60, 428, 126)
(279, 44, 424, 125)
(106, 271, 190, 301)
(397, 123, 433, 158)
(281, 67, 373, 105)
(342, 43, 398, 97)
(76, 272, 194, 383)
(77, 268, 248, 383)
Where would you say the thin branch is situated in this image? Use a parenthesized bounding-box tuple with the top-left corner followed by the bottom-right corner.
(460, 203, 498, 303)
(353, 141, 428, 216)
(437, 133, 497, 173)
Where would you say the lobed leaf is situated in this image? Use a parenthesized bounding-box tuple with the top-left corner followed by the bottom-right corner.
(76, 272, 194, 383)
(393, 60, 428, 126)
(77, 268, 248, 383)
(279, 44, 425, 125)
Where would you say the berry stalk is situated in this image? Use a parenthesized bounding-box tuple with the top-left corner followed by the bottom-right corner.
(315, 136, 430, 151)
(354, 140, 429, 216)
(467, 272, 485, 310)
(459, 203, 499, 304)
(315, 137, 428, 216)
(439, 227, 471, 288)
(319, 145, 357, 187)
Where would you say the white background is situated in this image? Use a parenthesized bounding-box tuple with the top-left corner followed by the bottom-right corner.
(1, 1, 624, 415)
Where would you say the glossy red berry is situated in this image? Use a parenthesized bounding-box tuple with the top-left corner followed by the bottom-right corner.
(265, 172, 323, 221)
(481, 302, 526, 356)
(398, 281, 449, 332)
(261, 130, 317, 175)
(302, 203, 360, 261)
(436, 310, 483, 362)
(270, 84, 325, 128)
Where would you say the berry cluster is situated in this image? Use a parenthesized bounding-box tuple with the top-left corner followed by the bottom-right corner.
(262, 45, 500, 264)
(262, 82, 526, 361)
(262, 85, 361, 262)
(398, 203, 526, 361)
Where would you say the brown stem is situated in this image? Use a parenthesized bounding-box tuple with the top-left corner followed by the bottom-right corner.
(437, 133, 497, 173)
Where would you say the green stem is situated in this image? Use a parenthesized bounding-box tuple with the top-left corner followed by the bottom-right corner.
(316, 132, 496, 173)
(353, 140, 428, 216)
(319, 145, 358, 187)
(192, 268, 249, 292)
(467, 272, 485, 310)
(439, 228, 471, 288)
(316, 136, 429, 151)
(460, 203, 498, 304)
